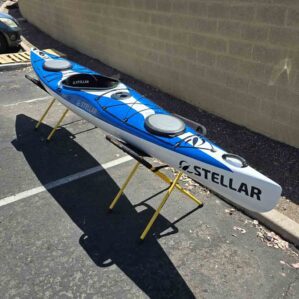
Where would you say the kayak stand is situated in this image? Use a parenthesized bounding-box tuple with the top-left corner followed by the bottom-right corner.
(26, 74, 204, 240)
(26, 74, 70, 141)
(106, 135, 203, 241)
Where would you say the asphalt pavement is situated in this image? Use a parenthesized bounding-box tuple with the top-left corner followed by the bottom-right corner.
(0, 66, 298, 298)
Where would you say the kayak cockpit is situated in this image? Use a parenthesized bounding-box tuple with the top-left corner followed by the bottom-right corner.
(62, 73, 119, 90)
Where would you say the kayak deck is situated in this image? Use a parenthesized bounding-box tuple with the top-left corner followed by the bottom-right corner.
(28, 48, 282, 213)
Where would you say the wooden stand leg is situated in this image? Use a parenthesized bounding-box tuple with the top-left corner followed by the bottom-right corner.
(46, 108, 69, 141)
(35, 98, 56, 130)
(108, 162, 140, 211)
(140, 172, 183, 240)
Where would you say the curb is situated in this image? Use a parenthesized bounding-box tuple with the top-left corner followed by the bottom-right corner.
(222, 196, 299, 247)
(0, 4, 7, 13)
(20, 38, 33, 52)
(0, 62, 30, 71)
(247, 209, 299, 247)
(0, 0, 14, 13)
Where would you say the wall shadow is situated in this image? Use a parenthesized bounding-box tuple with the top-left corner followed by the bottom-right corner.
(12, 114, 196, 298)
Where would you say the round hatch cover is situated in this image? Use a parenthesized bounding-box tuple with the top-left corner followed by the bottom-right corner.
(145, 114, 186, 137)
(43, 59, 72, 71)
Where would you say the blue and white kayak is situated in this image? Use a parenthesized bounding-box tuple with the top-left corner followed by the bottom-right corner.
(30, 48, 281, 213)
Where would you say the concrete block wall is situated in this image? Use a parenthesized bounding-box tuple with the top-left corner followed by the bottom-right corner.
(19, 0, 299, 147)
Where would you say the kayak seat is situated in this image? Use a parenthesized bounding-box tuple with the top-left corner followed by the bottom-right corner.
(144, 114, 186, 137)
(43, 59, 72, 71)
(62, 74, 119, 90)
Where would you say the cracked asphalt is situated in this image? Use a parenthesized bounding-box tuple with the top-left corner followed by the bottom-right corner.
(0, 65, 298, 298)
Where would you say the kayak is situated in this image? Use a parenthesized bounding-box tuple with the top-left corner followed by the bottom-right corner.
(30, 48, 282, 213)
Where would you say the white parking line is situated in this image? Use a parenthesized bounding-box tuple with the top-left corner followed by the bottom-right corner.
(3, 96, 52, 107)
(0, 155, 133, 208)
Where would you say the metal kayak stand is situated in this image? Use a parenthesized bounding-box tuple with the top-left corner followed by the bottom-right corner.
(106, 135, 203, 241)
(26, 74, 70, 141)
(26, 73, 204, 241)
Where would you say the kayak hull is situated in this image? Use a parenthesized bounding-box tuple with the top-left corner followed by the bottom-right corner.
(31, 48, 282, 213)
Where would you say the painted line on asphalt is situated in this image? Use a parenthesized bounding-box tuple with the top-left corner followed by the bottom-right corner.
(0, 155, 133, 208)
(2, 96, 52, 107)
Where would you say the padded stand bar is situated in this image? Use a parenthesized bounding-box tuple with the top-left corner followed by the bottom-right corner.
(106, 135, 203, 241)
(25, 74, 47, 92)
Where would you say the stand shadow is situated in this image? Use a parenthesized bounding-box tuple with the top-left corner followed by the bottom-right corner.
(12, 114, 196, 298)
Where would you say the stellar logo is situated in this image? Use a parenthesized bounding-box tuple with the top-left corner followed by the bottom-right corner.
(179, 161, 262, 200)
(73, 80, 89, 85)
(76, 100, 97, 115)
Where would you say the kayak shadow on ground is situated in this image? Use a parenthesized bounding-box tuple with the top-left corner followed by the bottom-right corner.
(12, 114, 196, 298)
